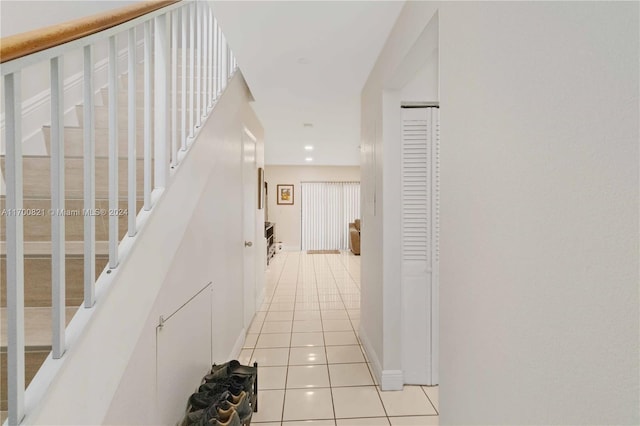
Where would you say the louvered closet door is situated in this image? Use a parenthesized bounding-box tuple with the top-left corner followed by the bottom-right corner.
(402, 111, 431, 262)
(401, 106, 439, 385)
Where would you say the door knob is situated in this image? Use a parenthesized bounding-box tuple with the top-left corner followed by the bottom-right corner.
(244, 241, 253, 247)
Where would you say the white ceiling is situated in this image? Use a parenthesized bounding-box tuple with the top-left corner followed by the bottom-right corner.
(211, 1, 404, 166)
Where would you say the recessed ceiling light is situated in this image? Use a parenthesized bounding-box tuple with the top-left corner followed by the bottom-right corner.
(305, 157, 313, 162)
(304, 145, 314, 151)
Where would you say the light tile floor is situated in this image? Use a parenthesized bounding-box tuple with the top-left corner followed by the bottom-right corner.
(239, 251, 439, 426)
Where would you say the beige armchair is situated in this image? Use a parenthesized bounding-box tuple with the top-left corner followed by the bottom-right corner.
(349, 219, 361, 255)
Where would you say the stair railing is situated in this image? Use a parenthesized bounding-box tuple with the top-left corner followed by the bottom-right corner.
(0, 1, 237, 423)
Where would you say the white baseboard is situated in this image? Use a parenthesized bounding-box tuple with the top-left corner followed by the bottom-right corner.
(359, 324, 404, 390)
(381, 370, 404, 391)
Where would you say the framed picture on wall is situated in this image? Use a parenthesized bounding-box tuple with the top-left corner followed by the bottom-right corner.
(277, 184, 294, 205)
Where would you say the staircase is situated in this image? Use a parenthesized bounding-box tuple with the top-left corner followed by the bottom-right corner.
(1, 70, 216, 423)
(0, 61, 210, 420)
(1, 1, 238, 421)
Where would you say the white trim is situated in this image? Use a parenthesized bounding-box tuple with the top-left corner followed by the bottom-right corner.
(431, 107, 440, 386)
(381, 370, 404, 391)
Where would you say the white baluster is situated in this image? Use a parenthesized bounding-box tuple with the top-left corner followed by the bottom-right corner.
(83, 45, 96, 308)
(196, 0, 202, 127)
(128, 28, 137, 237)
(4, 70, 25, 426)
(181, 6, 187, 151)
(207, 8, 215, 109)
(171, 10, 178, 166)
(50, 55, 66, 359)
(217, 24, 222, 96)
(213, 18, 218, 98)
(189, 2, 195, 138)
(221, 32, 228, 88)
(209, 9, 216, 108)
(228, 44, 232, 79)
(144, 21, 152, 211)
(108, 35, 119, 268)
(201, 3, 209, 118)
(154, 13, 169, 188)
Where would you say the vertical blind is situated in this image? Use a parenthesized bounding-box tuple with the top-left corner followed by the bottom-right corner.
(301, 182, 361, 250)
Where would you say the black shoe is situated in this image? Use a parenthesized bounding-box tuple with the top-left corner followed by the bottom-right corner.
(204, 372, 254, 398)
(200, 408, 241, 426)
(180, 409, 203, 426)
(188, 389, 231, 412)
(216, 391, 252, 426)
(208, 360, 256, 381)
(198, 380, 243, 396)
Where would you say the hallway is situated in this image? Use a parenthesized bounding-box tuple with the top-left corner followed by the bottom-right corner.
(238, 252, 439, 425)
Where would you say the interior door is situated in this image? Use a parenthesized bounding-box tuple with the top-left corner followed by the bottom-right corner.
(400, 105, 439, 385)
(242, 128, 257, 329)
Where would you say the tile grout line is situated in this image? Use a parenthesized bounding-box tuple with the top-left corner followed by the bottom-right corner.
(250, 252, 289, 423)
(314, 254, 338, 424)
(324, 254, 363, 359)
(248, 252, 288, 363)
(326, 254, 391, 422)
(279, 252, 301, 424)
(335, 250, 361, 292)
(327, 253, 359, 327)
(326, 252, 386, 424)
(420, 385, 439, 416)
(254, 252, 400, 425)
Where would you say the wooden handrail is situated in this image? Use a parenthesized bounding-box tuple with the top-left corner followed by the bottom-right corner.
(0, 0, 180, 64)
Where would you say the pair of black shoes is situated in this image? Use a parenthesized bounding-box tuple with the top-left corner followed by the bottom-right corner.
(184, 390, 250, 426)
(182, 361, 258, 426)
(205, 360, 258, 411)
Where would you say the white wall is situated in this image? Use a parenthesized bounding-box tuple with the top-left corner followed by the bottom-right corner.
(264, 165, 360, 250)
(362, 1, 639, 424)
(23, 73, 264, 425)
(438, 2, 639, 423)
(401, 48, 438, 103)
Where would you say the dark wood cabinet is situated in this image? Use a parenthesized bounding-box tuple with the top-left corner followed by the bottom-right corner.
(265, 222, 275, 264)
